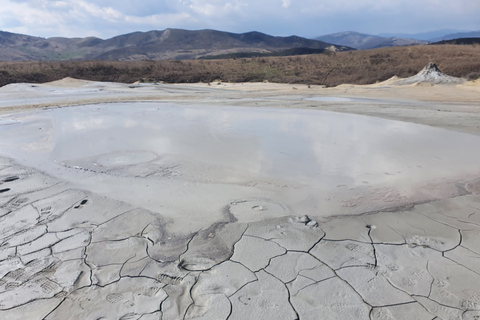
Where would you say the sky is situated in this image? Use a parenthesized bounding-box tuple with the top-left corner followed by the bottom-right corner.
(0, 0, 479, 39)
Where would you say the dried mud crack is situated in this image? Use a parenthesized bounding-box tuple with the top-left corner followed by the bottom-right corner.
(1, 77, 480, 319)
(1, 156, 480, 319)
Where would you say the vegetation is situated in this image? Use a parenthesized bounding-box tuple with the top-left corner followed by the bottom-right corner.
(432, 38, 480, 45)
(199, 48, 328, 59)
(0, 44, 479, 87)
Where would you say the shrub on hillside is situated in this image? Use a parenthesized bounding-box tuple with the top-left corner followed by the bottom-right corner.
(0, 44, 479, 87)
(466, 72, 480, 81)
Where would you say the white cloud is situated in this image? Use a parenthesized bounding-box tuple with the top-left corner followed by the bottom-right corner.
(73, 1, 123, 22)
(186, 0, 246, 16)
(124, 12, 192, 26)
(0, 0, 478, 38)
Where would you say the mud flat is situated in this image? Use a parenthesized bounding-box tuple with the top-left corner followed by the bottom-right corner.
(1, 77, 480, 319)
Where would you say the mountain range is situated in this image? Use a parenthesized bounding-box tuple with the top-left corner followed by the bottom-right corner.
(315, 30, 480, 50)
(378, 29, 462, 41)
(314, 32, 428, 50)
(0, 29, 351, 61)
(429, 31, 480, 42)
(379, 29, 480, 41)
(1, 28, 478, 62)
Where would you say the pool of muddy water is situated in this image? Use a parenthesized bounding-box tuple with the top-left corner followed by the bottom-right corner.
(1, 102, 480, 231)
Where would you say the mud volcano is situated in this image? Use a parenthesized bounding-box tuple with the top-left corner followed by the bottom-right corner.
(1, 80, 480, 319)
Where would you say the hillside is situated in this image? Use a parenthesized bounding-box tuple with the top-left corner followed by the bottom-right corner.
(430, 31, 480, 42)
(378, 29, 464, 41)
(315, 31, 427, 50)
(0, 44, 478, 87)
(0, 29, 351, 61)
(432, 38, 480, 45)
(199, 48, 328, 59)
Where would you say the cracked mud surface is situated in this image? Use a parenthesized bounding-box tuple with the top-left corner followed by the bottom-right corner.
(1, 157, 480, 319)
(1, 80, 480, 319)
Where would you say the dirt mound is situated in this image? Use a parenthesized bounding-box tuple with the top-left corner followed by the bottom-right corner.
(395, 62, 465, 85)
(43, 77, 93, 87)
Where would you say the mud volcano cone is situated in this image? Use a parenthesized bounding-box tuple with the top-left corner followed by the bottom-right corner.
(418, 62, 442, 75)
(397, 62, 464, 85)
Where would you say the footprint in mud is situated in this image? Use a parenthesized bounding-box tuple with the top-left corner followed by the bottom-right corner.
(40, 280, 58, 294)
(5, 282, 20, 290)
(74, 199, 89, 209)
(463, 290, 480, 304)
(461, 300, 479, 309)
(434, 278, 448, 288)
(156, 274, 183, 285)
(412, 268, 425, 277)
(7, 269, 25, 281)
(402, 278, 417, 287)
(123, 300, 135, 307)
(106, 293, 124, 304)
(10, 197, 28, 208)
(40, 206, 52, 215)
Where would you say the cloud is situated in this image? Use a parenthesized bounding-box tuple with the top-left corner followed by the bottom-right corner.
(0, 0, 478, 38)
(124, 12, 192, 26)
(185, 0, 246, 16)
(73, 1, 123, 22)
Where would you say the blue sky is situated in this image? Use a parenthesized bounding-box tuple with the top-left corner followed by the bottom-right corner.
(1, 0, 479, 39)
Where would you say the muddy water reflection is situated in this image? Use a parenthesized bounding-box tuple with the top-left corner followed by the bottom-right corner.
(1, 103, 480, 229)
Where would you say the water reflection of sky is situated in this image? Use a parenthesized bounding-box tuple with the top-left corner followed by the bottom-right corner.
(1, 102, 480, 190)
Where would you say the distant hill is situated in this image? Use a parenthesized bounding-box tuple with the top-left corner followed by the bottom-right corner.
(314, 31, 427, 50)
(378, 29, 466, 41)
(0, 29, 351, 61)
(429, 31, 480, 42)
(378, 29, 480, 42)
(432, 38, 480, 45)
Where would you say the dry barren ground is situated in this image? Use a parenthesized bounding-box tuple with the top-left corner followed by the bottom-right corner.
(0, 75, 480, 320)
